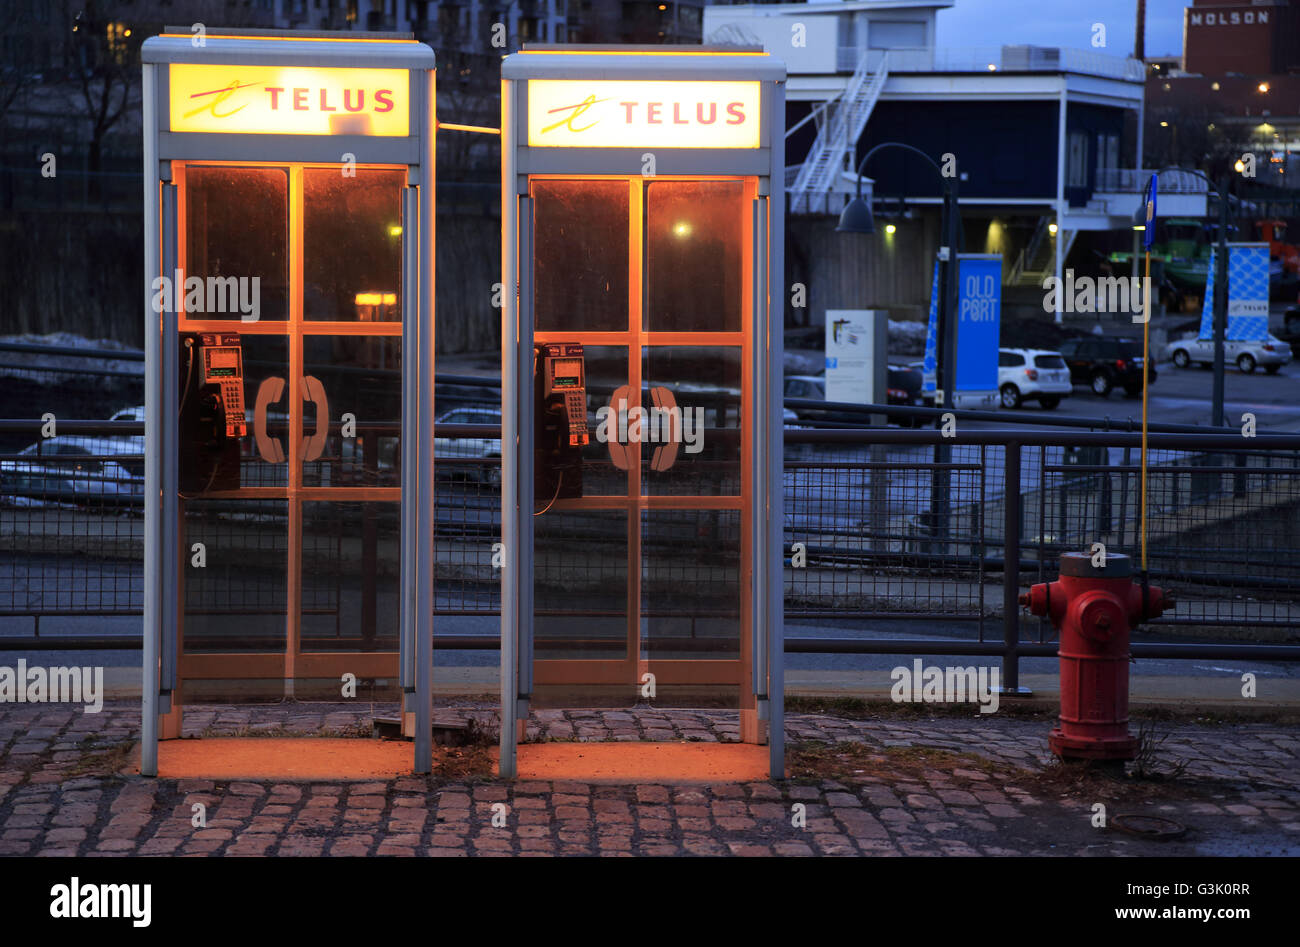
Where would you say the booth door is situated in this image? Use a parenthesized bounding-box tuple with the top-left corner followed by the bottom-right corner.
(529, 176, 757, 709)
(175, 163, 405, 696)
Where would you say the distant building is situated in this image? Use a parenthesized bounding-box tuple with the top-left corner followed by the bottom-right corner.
(1146, 0, 1300, 187)
(704, 0, 1198, 327)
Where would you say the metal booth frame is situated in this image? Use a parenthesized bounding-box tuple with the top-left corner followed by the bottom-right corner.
(498, 46, 787, 778)
(140, 29, 437, 775)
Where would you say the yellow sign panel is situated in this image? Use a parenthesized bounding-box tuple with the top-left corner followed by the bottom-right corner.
(169, 63, 409, 136)
(527, 80, 761, 149)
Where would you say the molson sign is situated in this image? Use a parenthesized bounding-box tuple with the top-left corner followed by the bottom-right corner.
(169, 64, 409, 136)
(527, 80, 761, 149)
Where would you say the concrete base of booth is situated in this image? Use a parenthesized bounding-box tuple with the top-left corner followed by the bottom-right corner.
(511, 742, 779, 783)
(134, 737, 780, 782)
(141, 738, 416, 781)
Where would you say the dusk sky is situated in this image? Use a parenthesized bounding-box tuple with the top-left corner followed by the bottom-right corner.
(935, 0, 1187, 58)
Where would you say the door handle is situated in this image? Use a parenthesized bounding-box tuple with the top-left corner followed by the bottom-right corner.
(254, 376, 286, 464)
(300, 374, 329, 463)
(648, 385, 680, 472)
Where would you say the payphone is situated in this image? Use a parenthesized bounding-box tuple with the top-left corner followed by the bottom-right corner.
(179, 332, 245, 493)
(140, 28, 437, 778)
(499, 46, 787, 779)
(535, 341, 588, 503)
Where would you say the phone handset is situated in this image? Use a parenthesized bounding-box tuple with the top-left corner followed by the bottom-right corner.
(647, 385, 680, 472)
(606, 385, 632, 471)
(253, 374, 329, 464)
(254, 377, 286, 463)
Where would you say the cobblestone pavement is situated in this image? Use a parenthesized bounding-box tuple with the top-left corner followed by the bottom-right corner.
(1, 700, 1297, 856)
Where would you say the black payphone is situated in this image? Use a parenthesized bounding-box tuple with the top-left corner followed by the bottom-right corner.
(534, 341, 588, 506)
(179, 331, 246, 493)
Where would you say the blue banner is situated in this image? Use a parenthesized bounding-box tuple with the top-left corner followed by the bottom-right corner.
(1143, 173, 1157, 250)
(922, 259, 939, 393)
(954, 255, 1002, 399)
(1199, 243, 1270, 341)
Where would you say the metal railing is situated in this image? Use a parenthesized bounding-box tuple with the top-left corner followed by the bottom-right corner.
(2, 410, 1298, 681)
(884, 45, 1145, 81)
(1096, 167, 1209, 194)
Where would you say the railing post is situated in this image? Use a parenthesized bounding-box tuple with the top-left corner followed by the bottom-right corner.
(1002, 440, 1023, 694)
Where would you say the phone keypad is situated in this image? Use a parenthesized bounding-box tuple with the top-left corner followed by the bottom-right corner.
(221, 381, 246, 438)
(566, 392, 589, 446)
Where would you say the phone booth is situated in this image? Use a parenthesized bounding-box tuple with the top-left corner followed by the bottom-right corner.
(139, 29, 438, 775)
(499, 47, 786, 777)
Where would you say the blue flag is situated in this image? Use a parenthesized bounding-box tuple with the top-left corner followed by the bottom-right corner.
(1143, 173, 1157, 249)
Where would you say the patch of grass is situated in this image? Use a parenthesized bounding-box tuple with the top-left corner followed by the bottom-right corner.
(1131, 720, 1189, 782)
(64, 740, 134, 779)
(787, 740, 1008, 784)
(785, 695, 1053, 721)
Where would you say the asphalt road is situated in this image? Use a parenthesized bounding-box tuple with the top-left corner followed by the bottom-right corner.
(985, 352, 1300, 432)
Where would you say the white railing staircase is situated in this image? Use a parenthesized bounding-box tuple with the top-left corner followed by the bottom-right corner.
(788, 50, 889, 215)
(1009, 216, 1077, 287)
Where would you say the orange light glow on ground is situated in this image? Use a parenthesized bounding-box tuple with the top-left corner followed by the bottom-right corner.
(512, 742, 777, 783)
(146, 738, 414, 781)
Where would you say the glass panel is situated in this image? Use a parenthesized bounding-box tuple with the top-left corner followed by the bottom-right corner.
(302, 335, 401, 488)
(642, 508, 741, 670)
(184, 166, 289, 322)
(534, 509, 628, 661)
(300, 501, 400, 652)
(572, 345, 627, 498)
(533, 179, 629, 332)
(181, 498, 288, 653)
(235, 334, 289, 489)
(303, 168, 405, 322)
(645, 180, 745, 332)
(641, 346, 743, 496)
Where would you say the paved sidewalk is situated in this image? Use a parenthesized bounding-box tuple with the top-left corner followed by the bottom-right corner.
(1, 701, 1298, 856)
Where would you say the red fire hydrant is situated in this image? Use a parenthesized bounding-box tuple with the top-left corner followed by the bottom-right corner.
(1020, 551, 1174, 761)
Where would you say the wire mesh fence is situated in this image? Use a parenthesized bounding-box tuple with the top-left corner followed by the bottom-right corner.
(2, 419, 1300, 653)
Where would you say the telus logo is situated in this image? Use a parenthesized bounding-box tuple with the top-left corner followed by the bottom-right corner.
(50, 878, 151, 928)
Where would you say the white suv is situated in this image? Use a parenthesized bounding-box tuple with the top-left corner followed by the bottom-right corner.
(998, 348, 1071, 409)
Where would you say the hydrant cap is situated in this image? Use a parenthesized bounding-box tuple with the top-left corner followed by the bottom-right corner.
(1059, 550, 1133, 579)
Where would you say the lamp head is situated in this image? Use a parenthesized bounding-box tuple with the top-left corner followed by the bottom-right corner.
(836, 196, 875, 235)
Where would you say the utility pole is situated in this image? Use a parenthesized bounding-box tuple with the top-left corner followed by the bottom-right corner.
(1212, 175, 1229, 427)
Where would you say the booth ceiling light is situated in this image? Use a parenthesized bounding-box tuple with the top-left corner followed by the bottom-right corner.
(355, 292, 396, 306)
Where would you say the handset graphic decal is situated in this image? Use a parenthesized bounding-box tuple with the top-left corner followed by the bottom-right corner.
(254, 376, 286, 464)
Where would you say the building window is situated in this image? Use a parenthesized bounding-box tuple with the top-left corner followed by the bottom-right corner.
(1067, 131, 1089, 188)
(869, 20, 926, 49)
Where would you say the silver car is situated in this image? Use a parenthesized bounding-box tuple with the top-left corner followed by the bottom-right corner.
(1167, 334, 1292, 374)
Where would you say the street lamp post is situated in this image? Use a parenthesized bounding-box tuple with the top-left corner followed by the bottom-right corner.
(837, 142, 962, 412)
(838, 143, 963, 557)
(1139, 166, 1232, 427)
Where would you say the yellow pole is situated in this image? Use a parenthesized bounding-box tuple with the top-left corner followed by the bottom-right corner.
(1141, 249, 1150, 572)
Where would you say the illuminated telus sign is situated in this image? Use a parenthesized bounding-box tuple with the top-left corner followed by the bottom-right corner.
(527, 80, 762, 149)
(169, 64, 409, 136)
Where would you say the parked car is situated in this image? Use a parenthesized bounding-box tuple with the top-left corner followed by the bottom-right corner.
(1279, 303, 1300, 358)
(784, 370, 924, 426)
(1057, 335, 1156, 398)
(433, 405, 501, 483)
(997, 348, 1071, 409)
(1166, 333, 1292, 375)
(0, 437, 144, 506)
